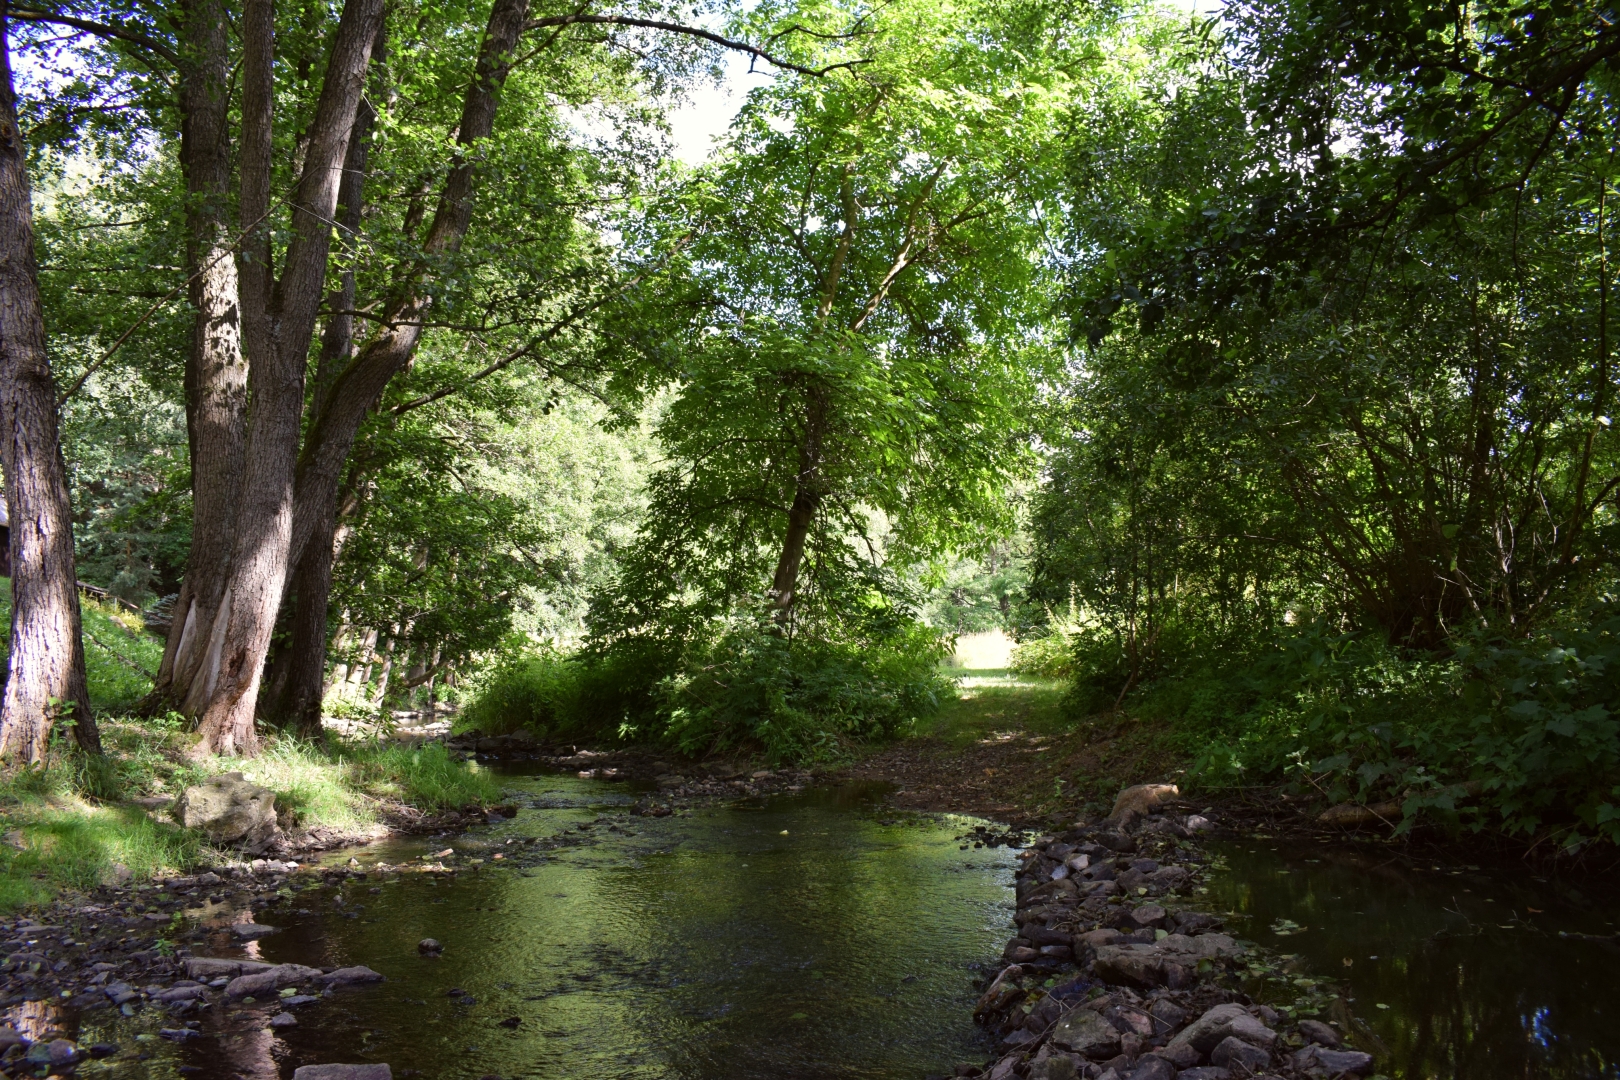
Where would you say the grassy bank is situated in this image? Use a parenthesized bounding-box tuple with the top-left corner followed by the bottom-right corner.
(0, 719, 501, 912)
(0, 608, 502, 914)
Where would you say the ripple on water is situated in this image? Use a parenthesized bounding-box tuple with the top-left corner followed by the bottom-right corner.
(116, 775, 1017, 1080)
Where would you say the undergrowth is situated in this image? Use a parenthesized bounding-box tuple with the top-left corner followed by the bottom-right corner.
(0, 717, 499, 913)
(1067, 602, 1620, 849)
(461, 612, 953, 763)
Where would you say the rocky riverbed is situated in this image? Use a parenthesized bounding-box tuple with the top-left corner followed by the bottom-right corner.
(0, 740, 1476, 1080)
(963, 785, 1377, 1080)
(0, 740, 829, 1079)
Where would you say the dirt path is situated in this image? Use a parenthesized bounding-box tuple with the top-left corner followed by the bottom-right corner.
(833, 713, 1185, 825)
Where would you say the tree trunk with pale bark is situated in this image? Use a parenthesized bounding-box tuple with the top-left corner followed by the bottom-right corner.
(189, 0, 385, 756)
(152, 0, 249, 715)
(0, 20, 97, 763)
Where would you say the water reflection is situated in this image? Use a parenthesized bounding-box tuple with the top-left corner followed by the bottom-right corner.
(1204, 839, 1620, 1080)
(159, 777, 1016, 1080)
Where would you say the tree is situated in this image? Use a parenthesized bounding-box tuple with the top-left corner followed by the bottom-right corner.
(0, 13, 97, 763)
(1041, 0, 1620, 655)
(598, 0, 1077, 647)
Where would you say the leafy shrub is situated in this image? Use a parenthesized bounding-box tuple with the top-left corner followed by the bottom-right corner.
(656, 614, 952, 762)
(458, 650, 585, 737)
(1009, 633, 1074, 678)
(1102, 606, 1620, 847)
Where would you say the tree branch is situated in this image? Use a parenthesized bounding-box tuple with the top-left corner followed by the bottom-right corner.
(521, 13, 869, 77)
(8, 6, 179, 66)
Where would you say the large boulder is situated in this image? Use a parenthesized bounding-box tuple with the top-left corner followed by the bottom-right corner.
(174, 773, 276, 845)
(1051, 1008, 1121, 1058)
(292, 1068, 392, 1080)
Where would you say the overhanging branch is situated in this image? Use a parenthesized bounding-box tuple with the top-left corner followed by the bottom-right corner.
(521, 13, 868, 77)
(8, 6, 180, 67)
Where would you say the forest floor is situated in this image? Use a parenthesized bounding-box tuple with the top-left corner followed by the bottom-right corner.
(834, 669, 1191, 826)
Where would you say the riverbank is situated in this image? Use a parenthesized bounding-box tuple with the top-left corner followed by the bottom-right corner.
(964, 787, 1376, 1080)
(834, 672, 1185, 826)
(0, 717, 502, 914)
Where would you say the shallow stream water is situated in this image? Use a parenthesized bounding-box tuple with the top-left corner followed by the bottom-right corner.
(60, 770, 1620, 1080)
(1203, 837, 1620, 1080)
(169, 773, 1014, 1079)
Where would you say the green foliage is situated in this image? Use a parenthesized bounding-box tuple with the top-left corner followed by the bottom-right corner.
(655, 614, 952, 763)
(1081, 607, 1620, 847)
(0, 596, 165, 713)
(458, 650, 586, 737)
(1008, 633, 1075, 680)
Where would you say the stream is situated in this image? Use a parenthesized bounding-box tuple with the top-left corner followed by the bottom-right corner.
(60, 768, 1620, 1080)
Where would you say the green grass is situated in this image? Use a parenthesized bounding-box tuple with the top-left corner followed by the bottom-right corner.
(0, 595, 167, 713)
(224, 738, 502, 830)
(0, 719, 501, 914)
(917, 668, 1072, 748)
(0, 767, 200, 910)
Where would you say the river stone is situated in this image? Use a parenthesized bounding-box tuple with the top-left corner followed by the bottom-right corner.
(292, 1067, 393, 1080)
(1127, 1055, 1177, 1080)
(1149, 866, 1191, 891)
(0, 1026, 23, 1050)
(226, 963, 323, 999)
(1029, 1053, 1081, 1080)
(418, 938, 442, 954)
(1211, 1035, 1271, 1073)
(269, 1012, 297, 1029)
(1158, 1040, 1200, 1068)
(1293, 1046, 1375, 1075)
(186, 957, 276, 981)
(1130, 904, 1168, 929)
(1166, 1004, 1249, 1055)
(1178, 1070, 1232, 1080)
(174, 773, 277, 845)
(1051, 1008, 1121, 1058)
(320, 965, 384, 987)
(1148, 998, 1188, 1032)
(1298, 1019, 1342, 1047)
(1092, 944, 1192, 988)
(231, 922, 280, 940)
(23, 1039, 80, 1068)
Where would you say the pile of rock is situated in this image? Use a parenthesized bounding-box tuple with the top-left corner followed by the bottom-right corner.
(966, 785, 1376, 1080)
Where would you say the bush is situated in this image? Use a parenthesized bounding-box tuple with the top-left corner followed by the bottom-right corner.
(1102, 605, 1620, 847)
(458, 650, 584, 737)
(655, 614, 952, 762)
(1009, 633, 1074, 678)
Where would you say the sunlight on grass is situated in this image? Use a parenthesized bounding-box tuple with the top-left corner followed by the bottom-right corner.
(0, 720, 500, 913)
(920, 672, 1072, 748)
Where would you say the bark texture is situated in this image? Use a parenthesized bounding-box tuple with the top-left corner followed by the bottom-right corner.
(770, 386, 828, 618)
(0, 21, 96, 763)
(154, 0, 248, 709)
(191, 0, 385, 756)
(273, 0, 531, 733)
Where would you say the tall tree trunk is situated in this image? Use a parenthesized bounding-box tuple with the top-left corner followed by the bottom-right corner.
(190, 0, 385, 756)
(269, 39, 380, 735)
(152, 0, 248, 711)
(0, 19, 97, 763)
(770, 385, 829, 619)
(271, 0, 531, 733)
